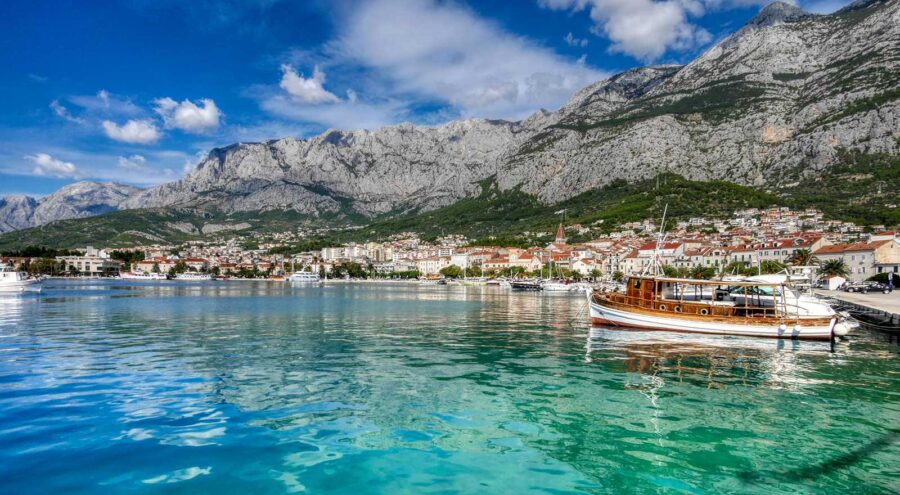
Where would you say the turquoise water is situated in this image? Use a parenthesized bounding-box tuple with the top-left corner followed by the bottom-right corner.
(0, 280, 897, 494)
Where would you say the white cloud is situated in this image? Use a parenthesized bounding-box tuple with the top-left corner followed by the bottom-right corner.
(117, 154, 147, 170)
(153, 97, 223, 133)
(25, 153, 79, 178)
(69, 90, 142, 116)
(279, 64, 340, 104)
(329, 0, 605, 120)
(102, 119, 162, 144)
(540, 0, 713, 61)
(565, 32, 589, 47)
(50, 100, 86, 124)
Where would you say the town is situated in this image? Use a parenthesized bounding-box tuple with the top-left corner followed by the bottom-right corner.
(3, 206, 899, 285)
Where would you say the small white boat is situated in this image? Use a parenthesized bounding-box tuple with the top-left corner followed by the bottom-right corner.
(542, 280, 572, 292)
(288, 271, 321, 284)
(120, 271, 167, 280)
(0, 264, 42, 292)
(175, 272, 213, 281)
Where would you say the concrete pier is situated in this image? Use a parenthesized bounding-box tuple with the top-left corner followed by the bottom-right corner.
(815, 290, 900, 328)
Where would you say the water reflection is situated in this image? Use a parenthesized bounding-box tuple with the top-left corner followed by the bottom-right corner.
(0, 280, 896, 494)
(586, 327, 835, 388)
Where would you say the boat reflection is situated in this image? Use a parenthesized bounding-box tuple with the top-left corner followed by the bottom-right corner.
(586, 325, 834, 389)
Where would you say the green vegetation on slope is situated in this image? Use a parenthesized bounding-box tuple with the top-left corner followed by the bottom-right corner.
(1, 150, 897, 251)
(777, 149, 900, 227)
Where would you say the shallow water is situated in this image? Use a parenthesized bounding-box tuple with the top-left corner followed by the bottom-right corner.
(0, 280, 897, 494)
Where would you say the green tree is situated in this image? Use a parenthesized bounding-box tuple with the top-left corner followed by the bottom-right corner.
(721, 261, 754, 277)
(612, 270, 625, 282)
(759, 259, 786, 274)
(689, 265, 717, 280)
(662, 264, 679, 277)
(819, 259, 850, 278)
(439, 265, 463, 278)
(589, 268, 603, 280)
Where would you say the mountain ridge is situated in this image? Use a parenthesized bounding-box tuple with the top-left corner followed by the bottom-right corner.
(1, 0, 898, 240)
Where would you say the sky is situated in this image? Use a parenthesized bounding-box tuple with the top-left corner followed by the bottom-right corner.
(0, 0, 854, 197)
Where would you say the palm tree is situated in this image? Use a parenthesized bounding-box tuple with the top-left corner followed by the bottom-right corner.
(759, 259, 786, 274)
(788, 248, 819, 267)
(819, 259, 850, 278)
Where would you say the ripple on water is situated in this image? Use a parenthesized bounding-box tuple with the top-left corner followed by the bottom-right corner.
(0, 280, 897, 494)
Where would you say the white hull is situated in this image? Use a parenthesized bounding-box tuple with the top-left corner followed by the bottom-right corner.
(542, 282, 573, 292)
(175, 274, 213, 281)
(588, 295, 834, 340)
(288, 273, 321, 284)
(120, 272, 167, 280)
(0, 279, 42, 293)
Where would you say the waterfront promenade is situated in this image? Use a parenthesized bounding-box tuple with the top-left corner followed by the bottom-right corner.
(816, 290, 900, 328)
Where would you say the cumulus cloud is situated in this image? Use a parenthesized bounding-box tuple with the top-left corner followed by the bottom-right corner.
(279, 65, 340, 104)
(330, 0, 605, 120)
(564, 32, 589, 47)
(153, 97, 223, 133)
(25, 153, 79, 178)
(102, 119, 161, 144)
(117, 154, 147, 170)
(540, 0, 712, 61)
(50, 100, 86, 124)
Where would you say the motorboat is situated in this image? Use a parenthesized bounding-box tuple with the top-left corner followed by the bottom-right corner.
(120, 271, 167, 280)
(510, 280, 542, 291)
(587, 274, 854, 340)
(175, 272, 214, 281)
(288, 271, 321, 284)
(0, 264, 42, 292)
(542, 280, 572, 292)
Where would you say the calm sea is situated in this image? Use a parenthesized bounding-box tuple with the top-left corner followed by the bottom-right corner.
(0, 280, 897, 494)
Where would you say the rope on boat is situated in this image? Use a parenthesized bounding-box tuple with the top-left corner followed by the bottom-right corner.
(569, 299, 588, 329)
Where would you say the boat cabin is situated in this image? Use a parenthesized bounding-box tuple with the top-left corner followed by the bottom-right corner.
(605, 275, 803, 319)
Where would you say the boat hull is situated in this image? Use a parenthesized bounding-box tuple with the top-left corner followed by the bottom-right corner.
(588, 296, 834, 340)
(0, 279, 42, 293)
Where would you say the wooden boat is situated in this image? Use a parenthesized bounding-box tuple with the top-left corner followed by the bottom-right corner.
(587, 274, 854, 340)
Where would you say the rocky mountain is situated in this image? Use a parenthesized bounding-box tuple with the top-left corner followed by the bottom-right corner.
(498, 0, 899, 201)
(0, 182, 141, 233)
(120, 0, 897, 219)
(4, 0, 899, 237)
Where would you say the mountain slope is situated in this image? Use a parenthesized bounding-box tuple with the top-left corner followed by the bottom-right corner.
(498, 0, 900, 201)
(0, 0, 898, 246)
(0, 182, 141, 234)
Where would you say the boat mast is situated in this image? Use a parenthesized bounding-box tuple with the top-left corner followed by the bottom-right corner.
(641, 204, 668, 278)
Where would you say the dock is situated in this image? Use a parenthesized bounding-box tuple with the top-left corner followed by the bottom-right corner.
(815, 290, 900, 332)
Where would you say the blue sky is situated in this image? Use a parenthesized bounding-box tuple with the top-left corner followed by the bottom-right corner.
(0, 0, 852, 197)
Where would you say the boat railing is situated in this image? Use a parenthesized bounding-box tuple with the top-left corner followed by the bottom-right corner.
(597, 291, 795, 320)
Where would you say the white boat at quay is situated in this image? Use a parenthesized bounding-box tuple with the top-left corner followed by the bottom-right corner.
(0, 264, 42, 293)
(120, 271, 167, 280)
(175, 272, 214, 281)
(587, 273, 855, 340)
(288, 271, 321, 284)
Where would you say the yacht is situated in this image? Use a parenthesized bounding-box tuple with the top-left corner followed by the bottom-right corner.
(0, 264, 42, 292)
(120, 271, 167, 280)
(288, 271, 321, 284)
(175, 272, 214, 281)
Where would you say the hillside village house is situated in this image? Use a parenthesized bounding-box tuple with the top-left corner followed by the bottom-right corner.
(814, 239, 900, 282)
